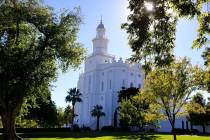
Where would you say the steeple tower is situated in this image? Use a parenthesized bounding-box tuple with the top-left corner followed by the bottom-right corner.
(92, 18, 108, 54)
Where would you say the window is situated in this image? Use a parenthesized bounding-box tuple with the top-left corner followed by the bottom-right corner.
(102, 72, 104, 76)
(88, 76, 91, 91)
(138, 74, 141, 77)
(130, 82, 133, 87)
(101, 81, 104, 91)
(131, 73, 134, 76)
(138, 84, 141, 88)
(122, 80, 125, 87)
(109, 80, 112, 89)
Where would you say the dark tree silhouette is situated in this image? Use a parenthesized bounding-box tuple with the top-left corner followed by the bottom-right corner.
(118, 87, 139, 102)
(65, 88, 82, 125)
(91, 105, 105, 131)
(187, 93, 210, 134)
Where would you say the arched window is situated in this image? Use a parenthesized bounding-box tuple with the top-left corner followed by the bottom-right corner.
(138, 83, 141, 88)
(101, 81, 104, 91)
(88, 76, 91, 91)
(122, 80, 125, 87)
(109, 80, 112, 89)
(130, 82, 133, 87)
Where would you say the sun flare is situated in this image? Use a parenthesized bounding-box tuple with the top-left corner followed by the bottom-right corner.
(144, 2, 153, 11)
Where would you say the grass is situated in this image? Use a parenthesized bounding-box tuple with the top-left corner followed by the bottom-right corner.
(0, 132, 210, 140)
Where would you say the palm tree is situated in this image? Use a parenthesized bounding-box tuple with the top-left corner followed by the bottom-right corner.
(91, 105, 106, 131)
(65, 88, 82, 125)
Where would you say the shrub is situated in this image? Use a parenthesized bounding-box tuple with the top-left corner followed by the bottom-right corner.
(101, 126, 114, 131)
(72, 124, 80, 132)
(81, 126, 91, 131)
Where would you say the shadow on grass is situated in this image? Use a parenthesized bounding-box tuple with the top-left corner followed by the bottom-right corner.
(116, 133, 159, 140)
(0, 132, 160, 139)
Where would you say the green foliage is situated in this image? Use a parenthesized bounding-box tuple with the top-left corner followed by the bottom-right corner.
(141, 58, 202, 133)
(65, 88, 82, 124)
(24, 97, 58, 128)
(122, 0, 177, 73)
(118, 87, 139, 102)
(123, 0, 209, 78)
(91, 105, 105, 131)
(15, 119, 38, 128)
(0, 0, 85, 139)
(186, 93, 210, 133)
(91, 105, 106, 118)
(65, 88, 82, 107)
(191, 65, 210, 93)
(202, 47, 210, 92)
(63, 105, 73, 125)
(169, 0, 209, 49)
(56, 107, 66, 128)
(120, 94, 161, 130)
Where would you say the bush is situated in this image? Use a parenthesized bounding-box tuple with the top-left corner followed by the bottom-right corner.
(101, 126, 114, 131)
(71, 124, 80, 132)
(81, 126, 91, 131)
(190, 129, 199, 134)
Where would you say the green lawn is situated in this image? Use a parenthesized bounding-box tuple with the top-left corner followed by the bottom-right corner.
(1, 132, 210, 140)
(32, 135, 210, 140)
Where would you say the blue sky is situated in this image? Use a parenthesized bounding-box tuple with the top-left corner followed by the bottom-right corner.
(44, 0, 205, 108)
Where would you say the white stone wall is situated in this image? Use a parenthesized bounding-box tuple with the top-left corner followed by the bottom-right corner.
(75, 59, 144, 129)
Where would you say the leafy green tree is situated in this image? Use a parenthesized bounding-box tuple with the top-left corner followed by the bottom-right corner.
(118, 87, 139, 102)
(64, 105, 73, 126)
(122, 0, 177, 76)
(0, 0, 85, 139)
(56, 107, 65, 128)
(202, 47, 210, 92)
(187, 93, 210, 134)
(122, 0, 209, 73)
(65, 88, 82, 125)
(120, 95, 161, 131)
(141, 58, 200, 140)
(118, 87, 143, 129)
(91, 105, 105, 131)
(24, 97, 58, 128)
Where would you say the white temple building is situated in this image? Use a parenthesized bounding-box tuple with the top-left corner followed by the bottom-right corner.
(75, 20, 210, 133)
(75, 20, 144, 129)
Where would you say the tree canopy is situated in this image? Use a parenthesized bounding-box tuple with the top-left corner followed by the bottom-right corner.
(122, 0, 209, 76)
(0, 0, 85, 139)
(65, 88, 82, 125)
(187, 93, 210, 134)
(91, 105, 105, 131)
(140, 58, 202, 140)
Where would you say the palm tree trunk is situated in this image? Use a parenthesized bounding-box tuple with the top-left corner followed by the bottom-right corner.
(96, 116, 100, 131)
(72, 104, 75, 125)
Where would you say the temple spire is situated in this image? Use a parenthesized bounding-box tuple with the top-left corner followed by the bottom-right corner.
(100, 15, 103, 24)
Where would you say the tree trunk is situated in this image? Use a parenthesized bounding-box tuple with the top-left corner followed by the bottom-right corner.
(96, 116, 100, 131)
(172, 125, 177, 140)
(1, 113, 22, 140)
(72, 104, 75, 125)
(171, 116, 177, 140)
